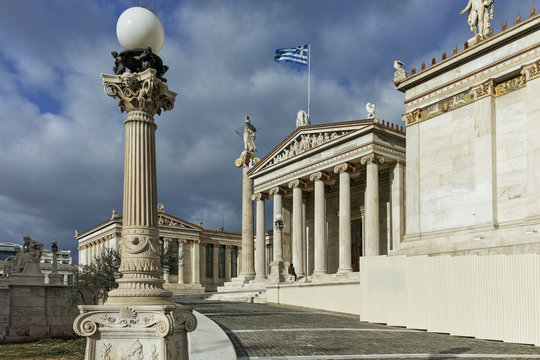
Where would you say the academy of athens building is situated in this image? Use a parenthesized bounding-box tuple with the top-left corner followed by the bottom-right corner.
(76, 205, 242, 293)
(248, 119, 405, 279)
(225, 6, 540, 347)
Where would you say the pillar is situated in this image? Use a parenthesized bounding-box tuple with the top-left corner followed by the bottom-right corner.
(269, 187, 284, 262)
(289, 180, 305, 277)
(177, 240, 184, 284)
(192, 240, 200, 284)
(252, 193, 267, 280)
(225, 245, 232, 281)
(74, 69, 196, 360)
(362, 153, 384, 256)
(310, 171, 328, 275)
(163, 238, 170, 283)
(213, 243, 219, 284)
(335, 163, 354, 273)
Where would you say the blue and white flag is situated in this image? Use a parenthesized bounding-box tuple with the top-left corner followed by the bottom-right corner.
(274, 45, 309, 65)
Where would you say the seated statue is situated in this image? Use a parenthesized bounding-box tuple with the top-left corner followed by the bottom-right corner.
(13, 235, 43, 275)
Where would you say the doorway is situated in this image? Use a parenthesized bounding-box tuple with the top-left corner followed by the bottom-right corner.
(351, 221, 362, 272)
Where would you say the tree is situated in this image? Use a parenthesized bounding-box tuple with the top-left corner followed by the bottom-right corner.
(65, 247, 121, 306)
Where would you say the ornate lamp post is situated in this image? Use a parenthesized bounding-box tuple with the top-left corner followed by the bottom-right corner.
(73, 7, 196, 360)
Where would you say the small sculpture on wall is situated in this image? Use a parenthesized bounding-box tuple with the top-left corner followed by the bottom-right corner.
(393, 60, 407, 86)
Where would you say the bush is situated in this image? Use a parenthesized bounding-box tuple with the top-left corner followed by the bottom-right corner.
(65, 248, 121, 306)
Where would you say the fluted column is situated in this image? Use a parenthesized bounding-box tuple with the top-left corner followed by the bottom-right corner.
(362, 153, 384, 256)
(225, 245, 232, 281)
(310, 171, 329, 275)
(391, 161, 405, 252)
(213, 243, 219, 284)
(192, 240, 200, 284)
(289, 180, 305, 277)
(102, 69, 176, 305)
(252, 193, 268, 280)
(177, 240, 184, 284)
(335, 163, 355, 274)
(163, 238, 171, 283)
(269, 187, 284, 262)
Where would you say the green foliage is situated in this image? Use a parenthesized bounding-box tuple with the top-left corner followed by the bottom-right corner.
(0, 338, 85, 359)
(65, 247, 121, 306)
(161, 239, 179, 275)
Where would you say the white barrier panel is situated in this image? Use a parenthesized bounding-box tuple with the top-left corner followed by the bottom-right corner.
(359, 254, 540, 345)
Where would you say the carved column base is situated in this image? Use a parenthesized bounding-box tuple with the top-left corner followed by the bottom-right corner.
(267, 261, 286, 283)
(73, 304, 197, 360)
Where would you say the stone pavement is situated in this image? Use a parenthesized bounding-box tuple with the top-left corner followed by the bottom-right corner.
(177, 297, 540, 360)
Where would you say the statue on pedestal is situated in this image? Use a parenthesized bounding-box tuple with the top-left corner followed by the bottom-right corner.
(461, 0, 494, 38)
(296, 110, 309, 127)
(14, 236, 43, 275)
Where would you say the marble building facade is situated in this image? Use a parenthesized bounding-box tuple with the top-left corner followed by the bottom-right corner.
(76, 206, 242, 293)
(247, 119, 406, 280)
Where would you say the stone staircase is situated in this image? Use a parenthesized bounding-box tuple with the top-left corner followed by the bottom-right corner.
(175, 289, 267, 303)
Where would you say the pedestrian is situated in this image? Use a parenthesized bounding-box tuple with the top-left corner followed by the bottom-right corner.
(288, 263, 297, 281)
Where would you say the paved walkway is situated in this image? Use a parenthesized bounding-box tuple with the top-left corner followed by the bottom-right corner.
(177, 297, 540, 360)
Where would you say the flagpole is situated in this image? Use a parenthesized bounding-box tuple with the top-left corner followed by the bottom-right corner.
(307, 43, 311, 122)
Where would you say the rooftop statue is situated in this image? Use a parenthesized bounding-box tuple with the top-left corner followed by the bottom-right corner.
(366, 103, 377, 119)
(461, 0, 494, 38)
(243, 116, 257, 153)
(296, 110, 309, 127)
(393, 60, 408, 86)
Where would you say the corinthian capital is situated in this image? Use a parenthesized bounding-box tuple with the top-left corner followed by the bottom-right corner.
(102, 68, 177, 116)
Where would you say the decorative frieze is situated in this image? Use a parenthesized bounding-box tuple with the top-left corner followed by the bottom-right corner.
(158, 215, 187, 228)
(405, 71, 532, 127)
(522, 60, 540, 81)
(261, 130, 352, 170)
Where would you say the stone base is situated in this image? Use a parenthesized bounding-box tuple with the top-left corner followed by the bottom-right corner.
(47, 274, 63, 285)
(9, 273, 45, 285)
(73, 304, 197, 360)
(164, 282, 205, 295)
(267, 261, 287, 283)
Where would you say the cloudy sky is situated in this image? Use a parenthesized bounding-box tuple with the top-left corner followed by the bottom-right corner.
(0, 0, 536, 260)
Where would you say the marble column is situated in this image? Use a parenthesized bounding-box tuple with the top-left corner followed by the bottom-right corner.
(288, 180, 305, 277)
(390, 161, 405, 252)
(334, 163, 354, 274)
(362, 153, 384, 256)
(252, 193, 267, 280)
(177, 240, 184, 284)
(192, 240, 200, 284)
(310, 171, 329, 275)
(269, 187, 284, 262)
(268, 187, 285, 282)
(225, 245, 232, 281)
(74, 69, 196, 360)
(163, 238, 170, 284)
(213, 243, 219, 284)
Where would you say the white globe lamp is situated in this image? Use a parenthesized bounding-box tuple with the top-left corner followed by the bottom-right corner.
(116, 7, 164, 54)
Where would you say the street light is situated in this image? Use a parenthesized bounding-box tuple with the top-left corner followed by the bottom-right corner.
(275, 213, 284, 230)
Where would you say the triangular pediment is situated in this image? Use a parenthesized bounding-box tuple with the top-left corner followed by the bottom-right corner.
(251, 120, 373, 174)
(157, 213, 202, 231)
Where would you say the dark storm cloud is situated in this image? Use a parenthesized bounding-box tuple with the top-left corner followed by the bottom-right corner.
(0, 0, 535, 261)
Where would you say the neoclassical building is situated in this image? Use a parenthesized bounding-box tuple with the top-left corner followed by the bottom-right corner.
(76, 205, 242, 293)
(244, 118, 406, 281)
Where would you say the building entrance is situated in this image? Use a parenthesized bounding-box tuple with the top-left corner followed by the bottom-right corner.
(351, 221, 362, 272)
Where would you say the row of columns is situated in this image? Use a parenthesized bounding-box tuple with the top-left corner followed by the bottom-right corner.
(161, 238, 200, 285)
(250, 155, 404, 280)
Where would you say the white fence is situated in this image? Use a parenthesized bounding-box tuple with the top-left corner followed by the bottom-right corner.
(359, 254, 540, 345)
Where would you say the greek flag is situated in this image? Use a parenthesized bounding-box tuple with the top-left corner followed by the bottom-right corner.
(274, 45, 309, 65)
